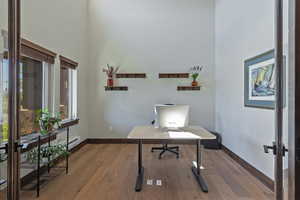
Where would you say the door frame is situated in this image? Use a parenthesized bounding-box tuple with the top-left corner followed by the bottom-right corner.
(3, 0, 299, 199)
(7, 0, 21, 199)
(274, 1, 284, 200)
(288, 0, 300, 200)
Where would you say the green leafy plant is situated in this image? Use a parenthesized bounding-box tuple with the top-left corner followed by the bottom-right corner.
(191, 73, 199, 82)
(26, 144, 70, 165)
(36, 109, 62, 135)
(190, 65, 203, 82)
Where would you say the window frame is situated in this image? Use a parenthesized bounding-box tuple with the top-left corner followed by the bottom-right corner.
(1, 30, 57, 136)
(59, 56, 78, 122)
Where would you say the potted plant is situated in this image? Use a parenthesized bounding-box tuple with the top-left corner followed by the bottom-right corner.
(36, 109, 62, 135)
(26, 144, 69, 165)
(190, 65, 203, 87)
(102, 64, 119, 87)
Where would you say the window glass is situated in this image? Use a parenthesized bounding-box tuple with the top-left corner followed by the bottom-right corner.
(60, 67, 77, 121)
(19, 57, 43, 135)
(0, 58, 8, 142)
(0, 56, 50, 137)
(60, 67, 69, 120)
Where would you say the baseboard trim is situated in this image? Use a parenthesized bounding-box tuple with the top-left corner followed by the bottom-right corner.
(222, 145, 274, 191)
(21, 139, 88, 187)
(86, 138, 197, 144)
(70, 139, 88, 153)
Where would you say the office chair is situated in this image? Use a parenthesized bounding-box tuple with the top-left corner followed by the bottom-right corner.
(151, 104, 180, 159)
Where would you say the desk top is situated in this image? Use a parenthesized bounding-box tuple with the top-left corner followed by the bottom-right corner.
(127, 126, 216, 140)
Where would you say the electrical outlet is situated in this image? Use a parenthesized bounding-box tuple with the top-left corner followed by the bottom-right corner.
(147, 179, 153, 185)
(156, 180, 162, 186)
(109, 126, 113, 131)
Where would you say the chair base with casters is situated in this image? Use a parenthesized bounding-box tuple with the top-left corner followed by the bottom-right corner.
(151, 144, 179, 159)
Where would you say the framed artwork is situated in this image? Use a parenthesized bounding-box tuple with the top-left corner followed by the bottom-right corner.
(244, 50, 285, 109)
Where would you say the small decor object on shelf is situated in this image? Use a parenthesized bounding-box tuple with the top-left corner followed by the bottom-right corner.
(36, 109, 62, 135)
(103, 64, 119, 87)
(190, 65, 203, 87)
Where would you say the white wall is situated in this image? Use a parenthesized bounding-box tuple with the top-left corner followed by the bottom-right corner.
(215, 0, 289, 179)
(21, 0, 89, 143)
(87, 0, 216, 138)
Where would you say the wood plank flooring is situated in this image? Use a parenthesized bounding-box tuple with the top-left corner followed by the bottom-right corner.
(19, 144, 274, 200)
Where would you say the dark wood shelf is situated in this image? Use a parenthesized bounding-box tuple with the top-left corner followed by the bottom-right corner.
(61, 119, 79, 128)
(177, 86, 201, 91)
(159, 73, 189, 78)
(116, 73, 146, 78)
(105, 86, 128, 91)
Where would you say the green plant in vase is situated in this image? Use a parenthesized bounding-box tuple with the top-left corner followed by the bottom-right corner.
(35, 109, 62, 135)
(190, 65, 203, 87)
(102, 64, 119, 87)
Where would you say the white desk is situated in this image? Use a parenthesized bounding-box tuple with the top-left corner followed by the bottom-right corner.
(127, 125, 216, 193)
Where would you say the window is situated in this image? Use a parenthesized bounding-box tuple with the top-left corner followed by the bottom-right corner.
(0, 56, 53, 136)
(59, 56, 78, 121)
(19, 57, 52, 135)
(0, 54, 8, 142)
(0, 32, 56, 138)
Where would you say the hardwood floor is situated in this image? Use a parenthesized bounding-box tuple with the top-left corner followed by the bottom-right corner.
(19, 144, 274, 200)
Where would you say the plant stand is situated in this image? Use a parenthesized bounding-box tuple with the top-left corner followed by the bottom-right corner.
(21, 127, 70, 197)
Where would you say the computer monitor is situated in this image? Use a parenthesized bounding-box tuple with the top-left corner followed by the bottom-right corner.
(155, 105, 189, 130)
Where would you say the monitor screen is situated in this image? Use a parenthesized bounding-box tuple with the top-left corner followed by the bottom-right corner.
(155, 105, 189, 129)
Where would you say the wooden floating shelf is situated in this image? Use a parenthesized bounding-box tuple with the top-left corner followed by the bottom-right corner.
(159, 73, 189, 78)
(116, 73, 146, 78)
(177, 86, 201, 91)
(105, 86, 128, 91)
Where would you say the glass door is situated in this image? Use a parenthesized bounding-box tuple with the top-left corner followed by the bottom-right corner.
(0, 0, 22, 199)
(263, 1, 289, 200)
(282, 1, 289, 199)
(287, 0, 300, 199)
(0, 0, 9, 199)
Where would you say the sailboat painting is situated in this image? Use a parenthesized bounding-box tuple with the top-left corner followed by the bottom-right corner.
(244, 50, 281, 109)
(249, 58, 275, 101)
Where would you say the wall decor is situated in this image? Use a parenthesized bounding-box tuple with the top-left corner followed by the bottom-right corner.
(105, 86, 128, 91)
(177, 86, 201, 91)
(116, 73, 146, 78)
(189, 65, 203, 86)
(244, 50, 285, 109)
(102, 64, 119, 87)
(158, 73, 189, 78)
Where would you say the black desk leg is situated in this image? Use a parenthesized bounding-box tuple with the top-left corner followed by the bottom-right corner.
(192, 139, 208, 193)
(135, 139, 144, 192)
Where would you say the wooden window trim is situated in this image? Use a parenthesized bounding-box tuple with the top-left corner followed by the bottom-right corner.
(21, 38, 57, 64)
(1, 30, 57, 64)
(59, 55, 78, 69)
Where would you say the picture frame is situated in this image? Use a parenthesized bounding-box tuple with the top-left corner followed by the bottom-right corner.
(244, 50, 285, 109)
